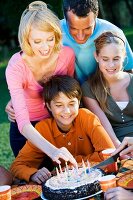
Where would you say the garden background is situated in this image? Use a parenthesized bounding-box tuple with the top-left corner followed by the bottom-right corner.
(0, 0, 133, 169)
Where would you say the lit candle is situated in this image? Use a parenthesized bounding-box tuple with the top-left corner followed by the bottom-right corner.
(65, 161, 69, 172)
(59, 163, 63, 173)
(74, 165, 80, 182)
(82, 159, 87, 174)
(64, 168, 68, 180)
(66, 161, 71, 180)
(56, 167, 60, 179)
(71, 165, 75, 173)
(75, 163, 79, 173)
(87, 160, 90, 173)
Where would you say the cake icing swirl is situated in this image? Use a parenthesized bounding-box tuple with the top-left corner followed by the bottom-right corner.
(45, 168, 102, 190)
(43, 168, 103, 200)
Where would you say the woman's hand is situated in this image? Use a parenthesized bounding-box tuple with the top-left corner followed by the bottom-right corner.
(51, 147, 77, 167)
(112, 137, 133, 158)
(105, 187, 133, 200)
(30, 167, 51, 184)
(5, 100, 16, 122)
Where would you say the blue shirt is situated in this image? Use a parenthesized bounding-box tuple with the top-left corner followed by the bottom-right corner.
(61, 18, 133, 84)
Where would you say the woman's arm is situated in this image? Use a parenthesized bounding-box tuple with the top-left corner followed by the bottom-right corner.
(22, 123, 77, 165)
(83, 97, 121, 148)
(5, 56, 77, 166)
(112, 137, 133, 157)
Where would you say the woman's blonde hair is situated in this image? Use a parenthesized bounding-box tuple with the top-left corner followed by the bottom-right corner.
(18, 1, 62, 56)
(89, 31, 126, 114)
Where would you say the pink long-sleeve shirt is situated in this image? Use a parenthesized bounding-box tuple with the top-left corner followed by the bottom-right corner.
(6, 46, 75, 132)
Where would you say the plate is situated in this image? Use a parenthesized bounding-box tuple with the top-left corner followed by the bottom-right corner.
(11, 184, 42, 199)
(117, 171, 133, 189)
(41, 190, 103, 200)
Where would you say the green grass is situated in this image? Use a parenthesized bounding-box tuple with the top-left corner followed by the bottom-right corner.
(0, 27, 133, 170)
(0, 59, 14, 169)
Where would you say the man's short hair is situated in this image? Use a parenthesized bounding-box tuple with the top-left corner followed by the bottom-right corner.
(63, 0, 99, 19)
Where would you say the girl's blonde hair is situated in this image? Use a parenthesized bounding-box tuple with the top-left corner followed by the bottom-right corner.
(89, 31, 126, 114)
(18, 1, 62, 56)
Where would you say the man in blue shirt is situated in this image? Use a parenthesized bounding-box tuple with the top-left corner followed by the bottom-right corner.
(61, 0, 133, 84)
(5, 0, 133, 122)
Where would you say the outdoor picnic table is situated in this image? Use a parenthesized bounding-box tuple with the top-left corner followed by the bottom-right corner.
(11, 159, 133, 200)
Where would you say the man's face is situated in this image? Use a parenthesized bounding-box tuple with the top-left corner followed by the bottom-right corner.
(66, 11, 96, 44)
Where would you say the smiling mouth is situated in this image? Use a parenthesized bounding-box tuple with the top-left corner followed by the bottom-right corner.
(61, 115, 72, 119)
(40, 50, 50, 56)
(76, 38, 87, 42)
(62, 116, 70, 119)
(106, 69, 116, 72)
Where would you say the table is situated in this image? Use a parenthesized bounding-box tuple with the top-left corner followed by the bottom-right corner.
(11, 159, 133, 200)
(89, 159, 133, 200)
(116, 159, 133, 179)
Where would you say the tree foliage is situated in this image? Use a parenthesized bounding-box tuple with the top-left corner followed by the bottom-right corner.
(0, 0, 63, 47)
(99, 0, 133, 28)
(0, 0, 133, 48)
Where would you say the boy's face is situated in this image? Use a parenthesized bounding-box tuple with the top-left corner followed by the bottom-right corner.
(47, 92, 80, 132)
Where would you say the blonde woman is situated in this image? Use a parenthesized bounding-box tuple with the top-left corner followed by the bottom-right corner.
(6, 1, 76, 165)
(82, 31, 133, 147)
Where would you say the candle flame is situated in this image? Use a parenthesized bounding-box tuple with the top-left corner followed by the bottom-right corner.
(82, 159, 87, 175)
(56, 167, 60, 179)
(65, 161, 69, 172)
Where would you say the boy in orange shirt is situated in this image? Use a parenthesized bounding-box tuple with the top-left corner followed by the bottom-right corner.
(10, 75, 114, 184)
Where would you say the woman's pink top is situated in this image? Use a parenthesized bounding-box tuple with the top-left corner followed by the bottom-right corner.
(6, 46, 75, 132)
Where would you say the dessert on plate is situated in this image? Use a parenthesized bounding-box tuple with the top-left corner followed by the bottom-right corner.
(42, 163, 103, 200)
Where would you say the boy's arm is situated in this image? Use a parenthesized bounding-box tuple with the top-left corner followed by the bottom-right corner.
(87, 116, 115, 162)
(75, 115, 115, 163)
(10, 141, 45, 182)
(82, 97, 120, 148)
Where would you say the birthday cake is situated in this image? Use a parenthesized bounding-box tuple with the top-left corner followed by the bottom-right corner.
(42, 167, 103, 200)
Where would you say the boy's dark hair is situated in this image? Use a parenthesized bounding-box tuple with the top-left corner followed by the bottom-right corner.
(43, 75, 82, 104)
(63, 0, 99, 19)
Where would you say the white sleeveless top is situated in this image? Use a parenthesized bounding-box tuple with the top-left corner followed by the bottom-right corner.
(116, 101, 128, 110)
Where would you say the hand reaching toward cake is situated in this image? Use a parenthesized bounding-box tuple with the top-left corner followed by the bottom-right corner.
(30, 167, 51, 184)
(51, 147, 77, 167)
(111, 137, 133, 158)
